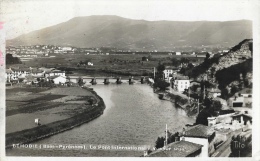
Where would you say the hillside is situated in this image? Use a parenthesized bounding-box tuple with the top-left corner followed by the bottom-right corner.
(188, 39, 252, 97)
(7, 15, 252, 50)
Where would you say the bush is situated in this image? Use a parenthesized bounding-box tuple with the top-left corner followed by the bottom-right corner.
(155, 137, 165, 149)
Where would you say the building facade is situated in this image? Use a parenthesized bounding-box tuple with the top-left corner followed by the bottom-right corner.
(173, 76, 190, 92)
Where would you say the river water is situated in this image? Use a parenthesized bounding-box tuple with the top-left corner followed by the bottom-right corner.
(6, 84, 194, 157)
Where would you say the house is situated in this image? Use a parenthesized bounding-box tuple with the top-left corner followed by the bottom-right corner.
(88, 62, 94, 66)
(232, 112, 252, 127)
(5, 68, 14, 82)
(223, 50, 229, 53)
(163, 66, 174, 80)
(228, 96, 244, 107)
(48, 75, 66, 84)
(31, 69, 45, 77)
(45, 70, 65, 77)
(62, 47, 72, 51)
(24, 75, 38, 84)
(238, 88, 252, 98)
(146, 140, 203, 157)
(208, 88, 221, 98)
(6, 68, 31, 81)
(183, 124, 216, 157)
(176, 52, 181, 55)
(163, 66, 179, 82)
(172, 76, 190, 92)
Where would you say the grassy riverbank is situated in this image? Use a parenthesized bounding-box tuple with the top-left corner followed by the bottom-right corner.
(6, 87, 106, 148)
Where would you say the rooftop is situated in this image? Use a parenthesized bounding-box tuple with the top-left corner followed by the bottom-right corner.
(184, 124, 215, 138)
(6, 69, 13, 74)
(174, 76, 189, 80)
(165, 66, 179, 70)
(148, 140, 203, 157)
(209, 88, 221, 93)
(238, 88, 252, 94)
(232, 113, 252, 119)
(48, 75, 66, 79)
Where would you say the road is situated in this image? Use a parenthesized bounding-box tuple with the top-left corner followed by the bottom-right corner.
(212, 128, 243, 157)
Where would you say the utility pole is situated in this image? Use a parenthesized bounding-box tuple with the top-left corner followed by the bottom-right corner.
(164, 124, 168, 148)
(203, 84, 205, 100)
(188, 87, 190, 103)
(197, 99, 200, 114)
(153, 67, 155, 79)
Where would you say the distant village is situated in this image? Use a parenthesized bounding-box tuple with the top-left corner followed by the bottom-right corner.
(6, 45, 230, 60)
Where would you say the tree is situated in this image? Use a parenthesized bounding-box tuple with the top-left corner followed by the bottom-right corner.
(78, 77, 84, 86)
(180, 58, 190, 64)
(156, 63, 165, 79)
(171, 58, 181, 67)
(168, 132, 180, 144)
(155, 137, 165, 149)
(211, 100, 222, 112)
(221, 87, 229, 100)
(205, 53, 210, 60)
(196, 109, 213, 126)
(153, 78, 170, 91)
(6, 54, 22, 64)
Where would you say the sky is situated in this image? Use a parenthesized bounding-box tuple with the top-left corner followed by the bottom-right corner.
(0, 0, 257, 40)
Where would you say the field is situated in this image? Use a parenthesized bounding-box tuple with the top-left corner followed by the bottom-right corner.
(6, 87, 97, 134)
(11, 53, 205, 77)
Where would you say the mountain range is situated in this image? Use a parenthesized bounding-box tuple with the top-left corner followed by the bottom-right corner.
(7, 15, 252, 51)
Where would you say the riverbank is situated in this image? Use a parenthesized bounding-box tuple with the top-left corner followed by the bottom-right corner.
(6, 87, 106, 149)
(155, 90, 198, 117)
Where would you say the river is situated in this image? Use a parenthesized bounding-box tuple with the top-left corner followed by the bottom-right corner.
(6, 84, 194, 157)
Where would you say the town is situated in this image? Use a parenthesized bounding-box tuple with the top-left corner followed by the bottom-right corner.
(5, 38, 252, 157)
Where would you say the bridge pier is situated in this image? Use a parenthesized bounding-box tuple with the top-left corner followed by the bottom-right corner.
(116, 77, 122, 84)
(104, 78, 110, 85)
(90, 77, 97, 85)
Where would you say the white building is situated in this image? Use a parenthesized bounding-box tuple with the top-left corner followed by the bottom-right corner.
(49, 75, 66, 84)
(173, 76, 190, 92)
(62, 47, 72, 51)
(163, 66, 178, 82)
(176, 52, 181, 55)
(183, 124, 216, 157)
(163, 68, 173, 80)
(45, 70, 65, 77)
(88, 62, 94, 66)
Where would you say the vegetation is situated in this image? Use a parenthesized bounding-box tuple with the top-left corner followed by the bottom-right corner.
(216, 59, 252, 99)
(78, 77, 85, 86)
(6, 54, 22, 64)
(153, 63, 170, 91)
(195, 97, 222, 125)
(155, 131, 180, 149)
